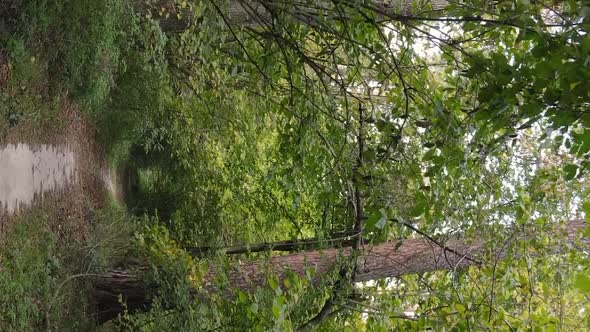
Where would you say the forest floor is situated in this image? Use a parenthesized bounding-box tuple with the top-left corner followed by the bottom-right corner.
(0, 45, 132, 330)
(0, 54, 116, 240)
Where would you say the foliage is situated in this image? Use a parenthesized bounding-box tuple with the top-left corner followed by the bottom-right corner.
(0, 42, 61, 134)
(0, 0, 133, 109)
(123, 216, 345, 331)
(1, 0, 590, 330)
(0, 203, 132, 330)
(124, 0, 590, 329)
(0, 212, 69, 331)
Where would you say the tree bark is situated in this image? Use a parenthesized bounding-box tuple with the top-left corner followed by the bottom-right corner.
(132, 0, 450, 33)
(220, 0, 450, 26)
(205, 220, 588, 292)
(94, 220, 587, 321)
(203, 233, 479, 293)
(94, 269, 154, 323)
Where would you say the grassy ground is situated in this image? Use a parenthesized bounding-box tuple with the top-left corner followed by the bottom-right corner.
(0, 0, 130, 110)
(0, 46, 62, 142)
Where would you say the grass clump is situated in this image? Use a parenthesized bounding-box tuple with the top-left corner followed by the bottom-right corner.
(0, 210, 90, 330)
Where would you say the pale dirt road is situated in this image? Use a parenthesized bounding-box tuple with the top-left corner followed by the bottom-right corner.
(0, 98, 122, 242)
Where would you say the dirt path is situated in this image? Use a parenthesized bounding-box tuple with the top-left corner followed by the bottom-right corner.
(0, 46, 129, 246)
(0, 98, 121, 241)
(0, 143, 77, 214)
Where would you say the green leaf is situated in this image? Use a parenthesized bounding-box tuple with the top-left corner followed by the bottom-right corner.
(375, 216, 387, 229)
(478, 85, 497, 103)
(563, 164, 578, 180)
(365, 209, 381, 231)
(272, 295, 286, 318)
(362, 149, 376, 162)
(574, 274, 590, 292)
(455, 303, 466, 313)
(250, 303, 258, 314)
(584, 202, 590, 238)
(272, 304, 281, 318)
(582, 35, 590, 53)
(410, 197, 427, 217)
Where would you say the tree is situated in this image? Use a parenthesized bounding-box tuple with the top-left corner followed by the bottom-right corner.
(137, 0, 589, 245)
(138, 0, 452, 32)
(93, 220, 587, 323)
(112, 0, 590, 329)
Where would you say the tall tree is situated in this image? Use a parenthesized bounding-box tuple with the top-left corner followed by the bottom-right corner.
(115, 0, 590, 329)
(94, 220, 587, 323)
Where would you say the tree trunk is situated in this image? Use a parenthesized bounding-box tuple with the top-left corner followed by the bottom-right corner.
(203, 234, 480, 293)
(218, 0, 450, 26)
(206, 220, 588, 291)
(94, 270, 154, 323)
(132, 0, 450, 33)
(94, 220, 586, 321)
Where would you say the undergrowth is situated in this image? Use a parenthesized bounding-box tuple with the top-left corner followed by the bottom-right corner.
(0, 203, 134, 330)
(0, 42, 60, 137)
(0, 0, 132, 112)
(0, 0, 165, 136)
